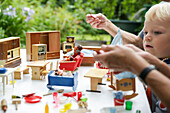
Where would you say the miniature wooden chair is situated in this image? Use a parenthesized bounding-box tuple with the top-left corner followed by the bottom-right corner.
(41, 62, 53, 79)
(109, 73, 138, 99)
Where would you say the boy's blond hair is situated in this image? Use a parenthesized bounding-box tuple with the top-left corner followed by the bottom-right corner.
(145, 3, 170, 21)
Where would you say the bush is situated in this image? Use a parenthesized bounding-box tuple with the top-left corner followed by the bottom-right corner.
(0, 5, 34, 47)
(0, 0, 83, 45)
(27, 2, 82, 42)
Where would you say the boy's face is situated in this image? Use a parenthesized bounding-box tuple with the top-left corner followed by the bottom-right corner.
(143, 18, 170, 58)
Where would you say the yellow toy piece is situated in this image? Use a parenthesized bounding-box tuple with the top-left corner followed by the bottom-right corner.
(0, 65, 4, 68)
(106, 77, 110, 81)
(10, 80, 16, 84)
(60, 102, 72, 113)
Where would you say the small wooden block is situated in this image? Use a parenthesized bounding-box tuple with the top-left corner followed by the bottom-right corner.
(14, 72, 21, 79)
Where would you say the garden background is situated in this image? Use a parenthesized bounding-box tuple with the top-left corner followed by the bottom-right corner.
(0, 0, 160, 48)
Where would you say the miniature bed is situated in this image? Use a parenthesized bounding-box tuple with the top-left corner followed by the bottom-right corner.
(64, 46, 101, 66)
(81, 46, 100, 66)
(60, 53, 84, 71)
(47, 70, 78, 91)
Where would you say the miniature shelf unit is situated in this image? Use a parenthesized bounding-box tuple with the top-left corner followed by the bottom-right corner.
(0, 37, 21, 67)
(26, 31, 60, 61)
(32, 44, 47, 61)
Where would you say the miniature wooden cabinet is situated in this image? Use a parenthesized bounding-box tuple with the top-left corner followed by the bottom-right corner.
(26, 31, 60, 61)
(63, 36, 75, 53)
(32, 44, 47, 61)
(62, 42, 75, 53)
(0, 37, 21, 67)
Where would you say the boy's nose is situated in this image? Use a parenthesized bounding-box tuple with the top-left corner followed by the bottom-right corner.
(144, 34, 152, 42)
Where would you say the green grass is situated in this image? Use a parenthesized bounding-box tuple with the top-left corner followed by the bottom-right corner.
(72, 34, 111, 45)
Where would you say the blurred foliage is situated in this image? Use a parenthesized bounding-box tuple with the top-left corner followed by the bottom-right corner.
(0, 0, 160, 47)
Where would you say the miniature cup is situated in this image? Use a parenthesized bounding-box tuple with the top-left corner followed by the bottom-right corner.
(114, 98, 125, 106)
(59, 97, 67, 104)
(125, 101, 133, 110)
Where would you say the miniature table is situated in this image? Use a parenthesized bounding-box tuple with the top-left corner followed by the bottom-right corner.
(0, 68, 18, 95)
(27, 61, 49, 80)
(84, 68, 108, 93)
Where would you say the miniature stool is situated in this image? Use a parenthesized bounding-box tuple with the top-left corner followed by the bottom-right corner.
(14, 67, 29, 79)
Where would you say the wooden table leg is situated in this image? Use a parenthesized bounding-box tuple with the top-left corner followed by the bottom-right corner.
(2, 77, 5, 95)
(31, 67, 41, 80)
(91, 78, 98, 91)
(11, 73, 14, 88)
(98, 78, 106, 85)
(6, 76, 8, 85)
(86, 78, 101, 93)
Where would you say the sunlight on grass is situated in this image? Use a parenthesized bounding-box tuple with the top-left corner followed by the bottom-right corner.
(72, 34, 111, 45)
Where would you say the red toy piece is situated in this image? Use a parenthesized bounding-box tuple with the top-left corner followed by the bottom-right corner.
(24, 96, 42, 103)
(22, 93, 35, 97)
(59, 53, 84, 71)
(114, 97, 125, 106)
(63, 92, 76, 97)
(77, 92, 82, 101)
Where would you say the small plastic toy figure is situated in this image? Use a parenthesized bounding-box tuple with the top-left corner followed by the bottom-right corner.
(64, 45, 82, 61)
(54, 68, 65, 76)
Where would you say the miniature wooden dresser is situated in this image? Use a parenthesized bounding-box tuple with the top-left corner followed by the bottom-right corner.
(26, 31, 60, 61)
(0, 37, 21, 67)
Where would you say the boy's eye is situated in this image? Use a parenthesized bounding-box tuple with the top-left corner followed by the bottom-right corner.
(154, 31, 162, 35)
(143, 32, 148, 35)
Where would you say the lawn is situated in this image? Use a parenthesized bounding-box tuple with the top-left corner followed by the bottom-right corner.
(72, 34, 112, 45)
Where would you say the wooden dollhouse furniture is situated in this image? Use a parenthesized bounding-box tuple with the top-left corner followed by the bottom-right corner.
(0, 67, 18, 95)
(84, 68, 108, 93)
(26, 31, 60, 61)
(81, 46, 101, 66)
(47, 70, 78, 91)
(59, 53, 84, 71)
(0, 37, 21, 67)
(62, 42, 75, 53)
(14, 66, 29, 79)
(109, 72, 138, 99)
(27, 61, 49, 80)
(32, 44, 47, 61)
(63, 36, 75, 53)
(41, 62, 53, 79)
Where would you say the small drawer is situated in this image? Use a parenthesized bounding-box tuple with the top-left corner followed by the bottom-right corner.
(47, 52, 60, 57)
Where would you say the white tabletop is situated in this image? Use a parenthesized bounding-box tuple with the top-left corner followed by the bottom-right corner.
(0, 68, 18, 77)
(0, 49, 151, 113)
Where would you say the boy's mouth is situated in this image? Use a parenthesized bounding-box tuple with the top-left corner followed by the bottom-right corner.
(145, 44, 153, 48)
